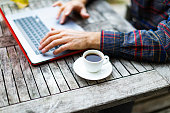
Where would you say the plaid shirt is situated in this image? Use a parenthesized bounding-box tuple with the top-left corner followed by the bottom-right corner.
(100, 0, 170, 62)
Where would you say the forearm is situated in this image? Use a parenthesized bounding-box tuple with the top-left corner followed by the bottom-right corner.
(87, 32, 101, 49)
(100, 18, 170, 62)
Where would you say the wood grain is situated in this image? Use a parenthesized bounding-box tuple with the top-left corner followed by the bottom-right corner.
(141, 62, 153, 70)
(7, 46, 30, 102)
(0, 21, 11, 37)
(111, 59, 130, 77)
(15, 46, 40, 99)
(0, 47, 19, 104)
(0, 64, 8, 107)
(120, 59, 138, 75)
(65, 56, 88, 87)
(153, 63, 170, 84)
(0, 70, 168, 113)
(29, 64, 50, 97)
(131, 61, 146, 72)
(57, 59, 79, 89)
(49, 62, 70, 92)
(40, 64, 60, 94)
(0, 36, 17, 48)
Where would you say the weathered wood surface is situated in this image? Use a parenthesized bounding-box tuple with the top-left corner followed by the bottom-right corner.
(0, 70, 169, 113)
(0, 62, 8, 107)
(0, 0, 170, 112)
(7, 46, 30, 102)
(0, 36, 17, 48)
(0, 48, 19, 105)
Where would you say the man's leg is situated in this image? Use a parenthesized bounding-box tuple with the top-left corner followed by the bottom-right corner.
(99, 101, 134, 113)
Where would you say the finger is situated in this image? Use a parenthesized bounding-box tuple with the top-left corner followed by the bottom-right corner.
(64, 5, 74, 16)
(40, 30, 63, 44)
(80, 7, 90, 19)
(39, 34, 63, 50)
(52, 1, 62, 7)
(60, 5, 74, 24)
(53, 43, 70, 55)
(57, 6, 65, 19)
(41, 39, 67, 53)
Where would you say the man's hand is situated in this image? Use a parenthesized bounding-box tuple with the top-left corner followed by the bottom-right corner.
(39, 28, 101, 55)
(53, 0, 90, 24)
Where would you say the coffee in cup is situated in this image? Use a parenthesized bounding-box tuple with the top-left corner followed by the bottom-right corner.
(83, 50, 109, 72)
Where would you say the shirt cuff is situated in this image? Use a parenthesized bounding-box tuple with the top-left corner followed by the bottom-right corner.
(100, 30, 122, 56)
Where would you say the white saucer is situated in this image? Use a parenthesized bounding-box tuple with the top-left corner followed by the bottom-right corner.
(73, 57, 113, 80)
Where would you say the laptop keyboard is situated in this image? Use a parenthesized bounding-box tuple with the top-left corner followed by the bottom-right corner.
(14, 16, 57, 55)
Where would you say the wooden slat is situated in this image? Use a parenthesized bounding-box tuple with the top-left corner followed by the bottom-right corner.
(15, 46, 40, 99)
(86, 5, 105, 24)
(49, 62, 69, 92)
(40, 64, 60, 94)
(84, 21, 114, 32)
(0, 70, 168, 113)
(29, 64, 50, 97)
(92, 1, 135, 32)
(0, 36, 17, 48)
(2, 4, 12, 15)
(0, 48, 19, 104)
(86, 8, 95, 24)
(93, 0, 115, 14)
(0, 5, 11, 36)
(0, 21, 3, 37)
(153, 63, 170, 84)
(140, 62, 153, 70)
(131, 61, 146, 72)
(65, 56, 88, 87)
(106, 64, 122, 81)
(111, 59, 130, 77)
(9, 3, 18, 14)
(0, 21, 11, 37)
(0, 66, 8, 107)
(7, 46, 30, 102)
(57, 59, 79, 89)
(120, 59, 138, 74)
(90, 7, 105, 22)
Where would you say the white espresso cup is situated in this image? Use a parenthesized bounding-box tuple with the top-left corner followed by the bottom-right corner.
(83, 50, 109, 72)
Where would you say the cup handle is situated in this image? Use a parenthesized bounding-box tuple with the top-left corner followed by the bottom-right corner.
(103, 55, 109, 65)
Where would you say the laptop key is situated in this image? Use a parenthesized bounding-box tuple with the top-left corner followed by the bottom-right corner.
(14, 16, 56, 55)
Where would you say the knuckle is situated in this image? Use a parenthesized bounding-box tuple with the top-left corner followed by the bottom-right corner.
(60, 32, 66, 36)
(60, 46, 64, 50)
(46, 38, 51, 43)
(52, 40, 57, 45)
(47, 32, 51, 36)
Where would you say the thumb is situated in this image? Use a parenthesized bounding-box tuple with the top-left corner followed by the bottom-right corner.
(80, 7, 90, 19)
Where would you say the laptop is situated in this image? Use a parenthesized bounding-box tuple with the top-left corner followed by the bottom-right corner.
(0, 7, 84, 65)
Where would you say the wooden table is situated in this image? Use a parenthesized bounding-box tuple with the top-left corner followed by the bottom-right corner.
(0, 0, 170, 112)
